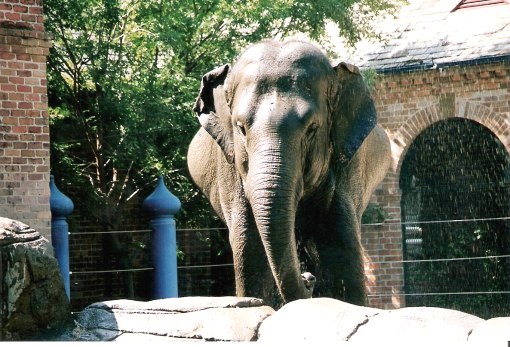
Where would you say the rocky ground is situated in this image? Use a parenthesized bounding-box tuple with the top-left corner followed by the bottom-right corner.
(49, 296, 510, 345)
(0, 217, 71, 341)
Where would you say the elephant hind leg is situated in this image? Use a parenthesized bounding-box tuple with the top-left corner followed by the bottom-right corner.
(312, 201, 367, 306)
(315, 240, 367, 305)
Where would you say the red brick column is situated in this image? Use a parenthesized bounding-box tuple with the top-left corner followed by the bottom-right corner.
(362, 173, 404, 309)
(0, 0, 52, 240)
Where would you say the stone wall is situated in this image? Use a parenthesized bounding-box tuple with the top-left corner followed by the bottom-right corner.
(362, 60, 510, 309)
(61, 296, 510, 343)
(0, 0, 52, 240)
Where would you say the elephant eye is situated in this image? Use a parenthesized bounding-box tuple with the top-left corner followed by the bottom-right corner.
(236, 121, 246, 136)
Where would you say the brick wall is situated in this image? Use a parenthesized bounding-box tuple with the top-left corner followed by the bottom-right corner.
(0, 0, 51, 239)
(362, 60, 510, 309)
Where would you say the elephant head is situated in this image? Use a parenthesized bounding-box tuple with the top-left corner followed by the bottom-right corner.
(193, 40, 377, 303)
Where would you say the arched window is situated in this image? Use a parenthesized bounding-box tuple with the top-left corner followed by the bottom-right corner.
(400, 118, 510, 318)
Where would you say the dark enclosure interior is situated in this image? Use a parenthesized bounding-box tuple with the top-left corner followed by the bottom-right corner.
(400, 118, 510, 318)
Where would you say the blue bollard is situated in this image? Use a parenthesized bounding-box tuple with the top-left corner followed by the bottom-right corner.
(143, 175, 181, 299)
(49, 175, 74, 300)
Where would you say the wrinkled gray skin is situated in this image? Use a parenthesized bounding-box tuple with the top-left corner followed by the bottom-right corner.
(188, 40, 391, 306)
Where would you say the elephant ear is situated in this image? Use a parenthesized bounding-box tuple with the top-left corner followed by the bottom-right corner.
(193, 64, 234, 163)
(331, 62, 377, 164)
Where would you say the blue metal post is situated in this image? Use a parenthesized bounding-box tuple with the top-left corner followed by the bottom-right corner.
(143, 175, 181, 299)
(49, 175, 74, 300)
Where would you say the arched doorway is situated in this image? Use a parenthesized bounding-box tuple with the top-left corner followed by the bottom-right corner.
(399, 118, 510, 318)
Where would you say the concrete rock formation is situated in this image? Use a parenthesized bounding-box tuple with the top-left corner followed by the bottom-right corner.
(69, 296, 274, 342)
(60, 296, 510, 344)
(0, 217, 72, 340)
(258, 298, 485, 343)
(258, 298, 509, 345)
(468, 317, 510, 346)
(257, 297, 384, 343)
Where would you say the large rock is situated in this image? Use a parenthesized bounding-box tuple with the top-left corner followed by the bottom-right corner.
(258, 298, 485, 344)
(349, 306, 483, 344)
(71, 296, 274, 342)
(468, 317, 510, 346)
(55, 296, 510, 343)
(0, 217, 72, 340)
(258, 298, 381, 343)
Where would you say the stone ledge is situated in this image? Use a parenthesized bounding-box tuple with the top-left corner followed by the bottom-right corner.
(1, 217, 71, 340)
(0, 216, 40, 246)
(56, 296, 510, 344)
(68, 296, 274, 342)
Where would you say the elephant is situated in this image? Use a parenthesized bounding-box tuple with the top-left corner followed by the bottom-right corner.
(187, 39, 391, 307)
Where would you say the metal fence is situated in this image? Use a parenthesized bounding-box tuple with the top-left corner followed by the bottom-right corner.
(52, 178, 510, 317)
(365, 216, 510, 319)
(67, 227, 234, 313)
(66, 218, 510, 319)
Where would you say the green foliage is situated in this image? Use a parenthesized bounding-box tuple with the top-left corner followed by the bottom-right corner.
(44, 0, 404, 229)
(360, 68, 379, 93)
(361, 202, 388, 224)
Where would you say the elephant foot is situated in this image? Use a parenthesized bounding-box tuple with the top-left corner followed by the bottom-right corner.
(301, 272, 316, 297)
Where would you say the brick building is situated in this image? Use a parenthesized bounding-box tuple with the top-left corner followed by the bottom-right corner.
(0, 0, 52, 240)
(351, 0, 510, 310)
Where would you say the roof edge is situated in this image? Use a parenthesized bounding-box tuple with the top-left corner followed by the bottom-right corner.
(369, 54, 510, 75)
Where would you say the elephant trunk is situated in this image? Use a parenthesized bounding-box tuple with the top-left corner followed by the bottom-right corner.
(246, 145, 309, 303)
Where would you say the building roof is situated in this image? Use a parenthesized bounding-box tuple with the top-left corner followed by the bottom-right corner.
(347, 0, 510, 72)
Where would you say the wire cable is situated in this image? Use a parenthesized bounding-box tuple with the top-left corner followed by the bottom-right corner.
(369, 291, 510, 298)
(363, 215, 510, 226)
(70, 267, 154, 275)
(369, 254, 510, 265)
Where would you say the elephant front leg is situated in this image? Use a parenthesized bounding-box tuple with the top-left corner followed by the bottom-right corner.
(229, 210, 273, 304)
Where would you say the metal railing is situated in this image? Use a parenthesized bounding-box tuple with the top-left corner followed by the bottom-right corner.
(65, 219, 509, 315)
(52, 175, 509, 317)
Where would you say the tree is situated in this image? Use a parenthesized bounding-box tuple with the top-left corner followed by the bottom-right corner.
(44, 0, 404, 300)
(45, 0, 403, 226)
